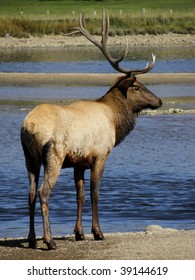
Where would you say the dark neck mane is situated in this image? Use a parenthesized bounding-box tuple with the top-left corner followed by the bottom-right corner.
(97, 90, 136, 146)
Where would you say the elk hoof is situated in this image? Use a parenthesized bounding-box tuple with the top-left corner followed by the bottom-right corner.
(93, 231, 105, 241)
(75, 231, 85, 241)
(28, 240, 37, 249)
(44, 239, 57, 250)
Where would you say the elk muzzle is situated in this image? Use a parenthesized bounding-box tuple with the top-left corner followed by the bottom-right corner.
(149, 97, 163, 110)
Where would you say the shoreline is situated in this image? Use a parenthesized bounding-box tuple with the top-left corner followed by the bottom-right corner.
(1, 227, 195, 259)
(0, 33, 195, 49)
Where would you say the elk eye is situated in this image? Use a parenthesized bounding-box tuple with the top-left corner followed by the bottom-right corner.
(134, 87, 140, 92)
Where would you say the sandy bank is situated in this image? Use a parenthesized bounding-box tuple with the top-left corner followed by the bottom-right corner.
(0, 33, 195, 49)
(0, 73, 195, 86)
(0, 227, 195, 260)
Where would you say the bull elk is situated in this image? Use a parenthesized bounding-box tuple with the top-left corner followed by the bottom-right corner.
(21, 10, 162, 250)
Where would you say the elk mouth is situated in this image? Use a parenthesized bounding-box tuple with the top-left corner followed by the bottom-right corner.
(145, 99, 163, 111)
(148, 104, 162, 110)
(133, 102, 162, 116)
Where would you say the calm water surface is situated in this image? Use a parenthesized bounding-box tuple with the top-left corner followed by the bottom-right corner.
(0, 45, 194, 73)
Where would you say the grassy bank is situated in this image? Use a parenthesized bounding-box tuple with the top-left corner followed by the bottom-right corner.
(0, 0, 194, 37)
(0, 15, 194, 37)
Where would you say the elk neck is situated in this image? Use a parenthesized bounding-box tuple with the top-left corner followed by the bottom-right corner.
(97, 88, 136, 146)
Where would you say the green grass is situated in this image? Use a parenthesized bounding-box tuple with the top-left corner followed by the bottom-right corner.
(0, 0, 194, 37)
(0, 0, 194, 16)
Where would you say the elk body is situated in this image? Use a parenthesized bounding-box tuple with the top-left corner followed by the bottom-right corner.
(21, 11, 162, 250)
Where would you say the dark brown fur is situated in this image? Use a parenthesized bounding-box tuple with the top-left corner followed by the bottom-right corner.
(97, 89, 136, 146)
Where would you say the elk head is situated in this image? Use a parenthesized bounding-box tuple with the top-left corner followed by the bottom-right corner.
(110, 75, 162, 115)
(73, 9, 162, 113)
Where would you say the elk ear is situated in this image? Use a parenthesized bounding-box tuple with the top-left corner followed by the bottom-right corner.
(117, 76, 136, 98)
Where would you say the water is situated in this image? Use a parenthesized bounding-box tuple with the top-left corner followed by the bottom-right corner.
(0, 45, 194, 73)
(0, 45, 194, 238)
(0, 84, 194, 101)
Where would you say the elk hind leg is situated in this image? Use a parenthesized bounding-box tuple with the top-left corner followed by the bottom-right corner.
(38, 142, 63, 250)
(28, 168, 40, 249)
(23, 144, 40, 249)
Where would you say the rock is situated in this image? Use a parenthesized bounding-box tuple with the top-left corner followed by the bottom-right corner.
(144, 225, 164, 233)
(168, 108, 184, 114)
(144, 225, 178, 234)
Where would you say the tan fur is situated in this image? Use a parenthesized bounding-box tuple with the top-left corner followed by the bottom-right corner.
(22, 100, 116, 167)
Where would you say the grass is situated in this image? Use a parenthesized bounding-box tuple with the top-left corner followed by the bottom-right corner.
(0, 0, 194, 37)
(0, 0, 195, 16)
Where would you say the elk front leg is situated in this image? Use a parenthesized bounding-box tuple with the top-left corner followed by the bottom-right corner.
(90, 159, 105, 240)
(74, 167, 85, 241)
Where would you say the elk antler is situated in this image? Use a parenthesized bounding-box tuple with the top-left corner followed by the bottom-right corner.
(72, 9, 155, 75)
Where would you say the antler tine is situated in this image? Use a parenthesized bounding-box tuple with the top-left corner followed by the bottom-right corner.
(80, 13, 86, 29)
(101, 9, 109, 47)
(130, 53, 156, 75)
(116, 37, 129, 63)
(75, 13, 101, 48)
